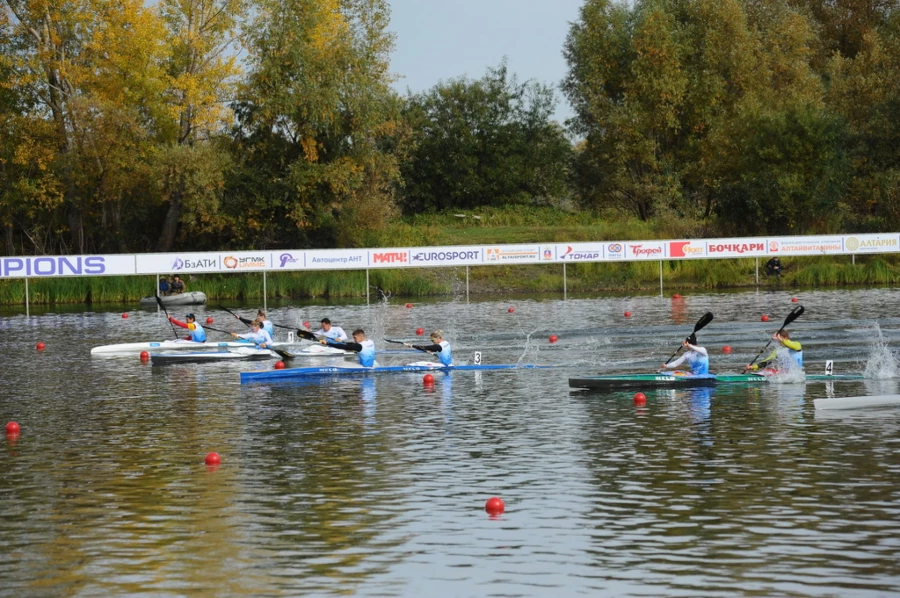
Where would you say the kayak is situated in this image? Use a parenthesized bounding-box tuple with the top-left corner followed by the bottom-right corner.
(91, 339, 352, 355)
(151, 347, 276, 365)
(139, 291, 207, 307)
(241, 363, 552, 383)
(568, 372, 867, 390)
(814, 395, 900, 410)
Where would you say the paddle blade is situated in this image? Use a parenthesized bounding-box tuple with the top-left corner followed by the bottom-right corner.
(693, 312, 714, 333)
(779, 305, 804, 331)
(296, 329, 317, 342)
(382, 338, 408, 345)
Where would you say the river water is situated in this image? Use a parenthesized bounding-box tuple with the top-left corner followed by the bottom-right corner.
(2, 288, 900, 597)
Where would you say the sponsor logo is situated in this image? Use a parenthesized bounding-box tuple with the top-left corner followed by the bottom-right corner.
(1, 256, 105, 277)
(411, 250, 480, 262)
(310, 255, 364, 264)
(769, 241, 779, 253)
(608, 243, 623, 253)
(846, 236, 898, 251)
(279, 253, 299, 268)
(543, 249, 554, 260)
(171, 257, 217, 270)
(708, 243, 764, 254)
(669, 241, 704, 258)
(628, 244, 663, 257)
(777, 240, 843, 253)
(372, 252, 408, 264)
(486, 248, 539, 261)
(559, 246, 600, 261)
(845, 237, 859, 251)
(224, 256, 266, 269)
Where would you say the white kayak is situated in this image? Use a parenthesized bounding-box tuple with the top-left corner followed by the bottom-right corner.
(814, 395, 900, 410)
(91, 339, 353, 356)
(151, 346, 277, 365)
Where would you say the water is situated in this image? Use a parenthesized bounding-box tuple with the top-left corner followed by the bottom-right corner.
(2, 288, 900, 597)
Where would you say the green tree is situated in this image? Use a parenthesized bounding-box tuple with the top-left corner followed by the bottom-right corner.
(400, 61, 572, 214)
(229, 0, 402, 248)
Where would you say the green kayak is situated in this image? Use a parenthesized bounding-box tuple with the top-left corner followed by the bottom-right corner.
(568, 372, 866, 391)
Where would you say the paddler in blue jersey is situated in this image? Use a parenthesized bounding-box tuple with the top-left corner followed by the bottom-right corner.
(661, 334, 709, 375)
(407, 330, 453, 367)
(746, 330, 802, 372)
(231, 320, 274, 349)
(322, 328, 377, 367)
(168, 313, 207, 342)
(255, 310, 275, 337)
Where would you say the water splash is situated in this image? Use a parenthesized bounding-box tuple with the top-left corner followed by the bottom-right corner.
(862, 323, 899, 379)
(764, 350, 806, 384)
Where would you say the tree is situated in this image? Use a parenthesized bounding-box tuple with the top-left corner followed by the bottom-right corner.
(229, 0, 402, 249)
(400, 61, 572, 214)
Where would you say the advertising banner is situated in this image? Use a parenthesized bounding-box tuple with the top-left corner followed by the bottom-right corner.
(221, 252, 271, 271)
(605, 242, 626, 260)
(625, 241, 667, 260)
(0, 255, 135, 278)
(668, 240, 707, 259)
(274, 251, 304, 270)
(767, 236, 844, 256)
(555, 244, 604, 262)
(409, 246, 482, 266)
(705, 238, 767, 258)
(306, 249, 368, 270)
(136, 252, 220, 274)
(842, 234, 900, 254)
(484, 245, 542, 264)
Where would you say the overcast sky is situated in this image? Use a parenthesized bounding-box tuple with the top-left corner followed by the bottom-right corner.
(387, 0, 584, 123)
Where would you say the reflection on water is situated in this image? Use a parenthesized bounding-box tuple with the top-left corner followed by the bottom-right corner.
(2, 288, 900, 596)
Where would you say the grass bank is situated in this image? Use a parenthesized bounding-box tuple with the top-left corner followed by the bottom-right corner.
(2, 208, 898, 305)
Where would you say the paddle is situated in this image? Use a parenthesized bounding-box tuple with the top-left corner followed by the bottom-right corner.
(296, 329, 326, 343)
(663, 311, 714, 365)
(744, 305, 805, 372)
(155, 293, 179, 339)
(384, 337, 432, 353)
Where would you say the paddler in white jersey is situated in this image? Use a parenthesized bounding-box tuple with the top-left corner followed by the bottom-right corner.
(256, 310, 275, 337)
(407, 330, 453, 367)
(314, 318, 348, 342)
(660, 333, 709, 375)
(322, 328, 377, 367)
(231, 320, 274, 349)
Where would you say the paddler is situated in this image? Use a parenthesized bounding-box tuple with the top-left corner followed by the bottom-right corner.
(321, 329, 377, 367)
(313, 318, 348, 342)
(168, 313, 207, 342)
(660, 334, 709, 375)
(407, 330, 453, 366)
(232, 320, 273, 349)
(255, 310, 275, 337)
(746, 330, 802, 372)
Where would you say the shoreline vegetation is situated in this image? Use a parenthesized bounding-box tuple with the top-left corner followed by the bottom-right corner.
(2, 210, 899, 306)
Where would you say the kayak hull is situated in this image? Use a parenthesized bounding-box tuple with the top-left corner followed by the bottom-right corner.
(91, 340, 352, 355)
(814, 394, 900, 410)
(151, 349, 275, 365)
(241, 363, 551, 383)
(139, 291, 207, 306)
(569, 372, 866, 390)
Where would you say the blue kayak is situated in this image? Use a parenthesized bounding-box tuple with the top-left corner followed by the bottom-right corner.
(241, 363, 551, 383)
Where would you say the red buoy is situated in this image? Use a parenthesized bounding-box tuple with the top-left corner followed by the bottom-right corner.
(122, 313, 129, 319)
(761, 315, 769, 322)
(633, 392, 647, 406)
(303, 321, 310, 329)
(722, 345, 732, 354)
(672, 293, 681, 299)
(206, 317, 214, 324)
(205, 452, 221, 466)
(274, 361, 285, 369)
(423, 373, 435, 386)
(485, 496, 505, 516)
(791, 297, 799, 303)
(416, 328, 424, 336)
(6, 421, 20, 435)
(624, 311, 632, 318)
(508, 306, 515, 313)
(549, 334, 558, 344)
(35, 341, 45, 351)
(139, 351, 150, 361)
(405, 303, 413, 308)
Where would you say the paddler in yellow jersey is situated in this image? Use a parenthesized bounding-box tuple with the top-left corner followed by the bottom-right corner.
(746, 330, 802, 371)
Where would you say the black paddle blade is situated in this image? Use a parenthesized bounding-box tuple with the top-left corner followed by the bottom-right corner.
(779, 305, 804, 331)
(272, 349, 294, 360)
(296, 329, 317, 342)
(693, 312, 714, 333)
(383, 338, 408, 345)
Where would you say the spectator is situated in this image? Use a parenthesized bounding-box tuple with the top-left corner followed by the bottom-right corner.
(766, 257, 783, 278)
